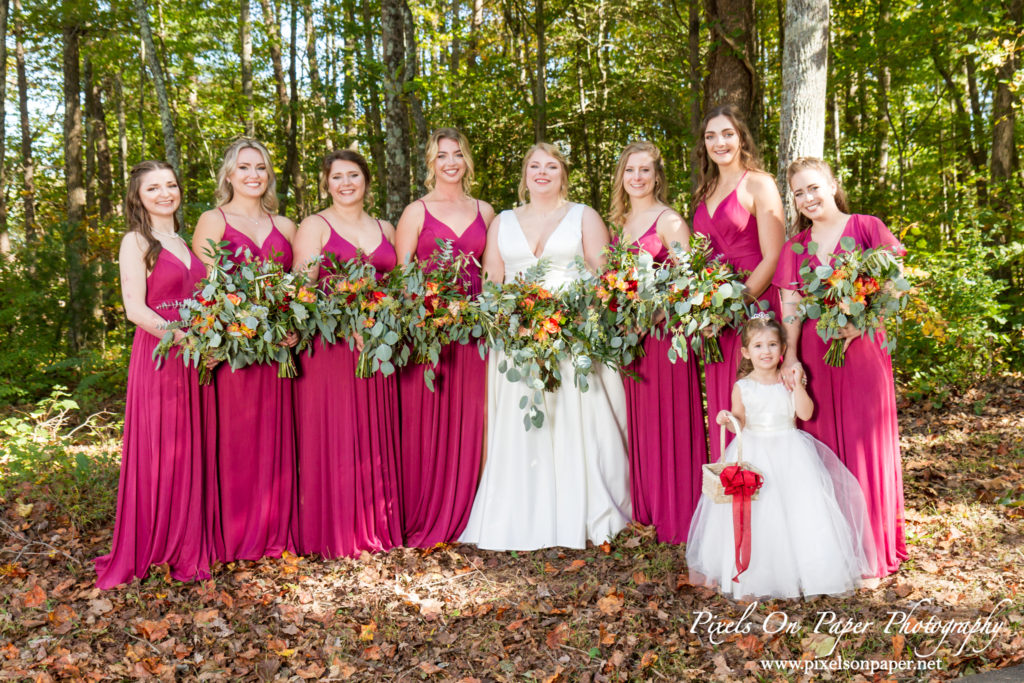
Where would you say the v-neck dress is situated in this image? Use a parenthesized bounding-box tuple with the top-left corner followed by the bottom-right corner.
(459, 204, 631, 551)
(204, 216, 297, 563)
(292, 217, 402, 557)
(96, 245, 210, 588)
(773, 213, 906, 577)
(619, 217, 708, 543)
(398, 200, 487, 547)
(693, 174, 780, 463)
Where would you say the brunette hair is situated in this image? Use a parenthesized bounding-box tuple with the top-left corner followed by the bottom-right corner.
(518, 142, 570, 203)
(214, 138, 279, 214)
(609, 141, 668, 228)
(318, 148, 374, 206)
(693, 104, 764, 209)
(786, 156, 850, 233)
(424, 127, 475, 194)
(736, 314, 786, 378)
(125, 160, 183, 271)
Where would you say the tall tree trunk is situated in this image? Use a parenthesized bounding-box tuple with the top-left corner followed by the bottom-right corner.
(991, 0, 1022, 183)
(84, 57, 114, 219)
(533, 0, 547, 142)
(874, 0, 891, 204)
(450, 0, 461, 73)
(285, 0, 302, 214)
(303, 0, 331, 151)
(382, 0, 411, 220)
(113, 73, 129, 191)
(0, 0, 8, 254)
(403, 0, 427, 195)
(240, 0, 254, 136)
(689, 0, 702, 188)
(930, 44, 987, 203)
(571, 5, 598, 209)
(703, 0, 757, 139)
(84, 57, 96, 225)
(64, 14, 89, 351)
(359, 0, 388, 196)
(777, 0, 829, 234)
(467, 0, 482, 69)
(259, 0, 292, 201)
(134, 0, 181, 176)
(14, 0, 34, 241)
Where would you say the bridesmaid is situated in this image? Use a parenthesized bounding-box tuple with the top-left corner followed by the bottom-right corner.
(610, 141, 707, 544)
(775, 156, 907, 577)
(692, 104, 785, 462)
(95, 160, 209, 588)
(290, 149, 403, 557)
(394, 128, 494, 547)
(192, 139, 298, 563)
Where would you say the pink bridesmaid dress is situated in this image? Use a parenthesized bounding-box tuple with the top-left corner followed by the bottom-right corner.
(692, 172, 779, 463)
(773, 213, 907, 577)
(95, 246, 210, 588)
(205, 211, 297, 562)
(621, 218, 708, 543)
(292, 218, 402, 557)
(398, 201, 486, 547)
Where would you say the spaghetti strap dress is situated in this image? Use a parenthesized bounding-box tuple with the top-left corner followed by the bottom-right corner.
(398, 200, 487, 547)
(692, 172, 779, 463)
(204, 210, 297, 563)
(773, 214, 907, 577)
(293, 217, 402, 557)
(95, 245, 210, 588)
(621, 216, 708, 543)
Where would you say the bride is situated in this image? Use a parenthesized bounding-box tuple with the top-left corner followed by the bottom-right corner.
(459, 142, 631, 551)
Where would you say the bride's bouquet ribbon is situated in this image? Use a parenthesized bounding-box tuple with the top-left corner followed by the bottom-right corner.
(720, 464, 764, 582)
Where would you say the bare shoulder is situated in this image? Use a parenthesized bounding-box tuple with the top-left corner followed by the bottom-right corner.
(399, 199, 426, 222)
(744, 170, 781, 197)
(119, 230, 148, 255)
(273, 214, 298, 238)
(477, 199, 496, 224)
(195, 208, 226, 232)
(655, 207, 686, 229)
(377, 218, 397, 241)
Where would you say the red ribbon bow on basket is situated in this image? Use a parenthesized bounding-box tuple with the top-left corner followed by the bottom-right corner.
(720, 464, 764, 582)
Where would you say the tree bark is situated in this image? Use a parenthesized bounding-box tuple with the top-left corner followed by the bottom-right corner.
(689, 0, 702, 187)
(240, 0, 254, 136)
(259, 0, 292, 201)
(14, 0, 34, 241)
(874, 0, 891, 202)
(113, 73, 129, 191)
(134, 0, 181, 176)
(303, 0, 331, 150)
(703, 0, 757, 139)
(285, 0, 302, 214)
(777, 0, 829, 233)
(0, 0, 8, 253)
(467, 0, 483, 69)
(533, 0, 547, 142)
(571, 5, 598, 209)
(359, 0, 388, 195)
(382, 0, 411, 220)
(450, 0, 461, 73)
(64, 13, 89, 351)
(84, 58, 114, 219)
(992, 0, 1022, 182)
(403, 0, 428, 195)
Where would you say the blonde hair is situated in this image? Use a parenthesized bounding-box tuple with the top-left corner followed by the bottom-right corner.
(518, 142, 570, 203)
(693, 104, 764, 210)
(609, 141, 668, 227)
(424, 127, 475, 194)
(214, 138, 279, 214)
(736, 315, 785, 378)
(786, 156, 850, 233)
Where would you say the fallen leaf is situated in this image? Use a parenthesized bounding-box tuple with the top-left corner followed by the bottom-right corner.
(801, 633, 836, 658)
(15, 502, 33, 518)
(736, 633, 763, 657)
(565, 559, 587, 573)
(192, 608, 219, 626)
(639, 650, 658, 668)
(362, 645, 381, 660)
(136, 619, 169, 642)
(596, 592, 624, 616)
(418, 661, 442, 674)
(419, 598, 443, 620)
(546, 622, 568, 649)
(892, 634, 906, 660)
(87, 598, 113, 616)
(23, 585, 46, 608)
(359, 621, 376, 641)
(599, 623, 616, 646)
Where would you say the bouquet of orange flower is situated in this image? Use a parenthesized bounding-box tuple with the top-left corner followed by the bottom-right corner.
(154, 249, 308, 382)
(322, 257, 408, 378)
(790, 237, 910, 366)
(400, 240, 484, 391)
(477, 263, 572, 429)
(663, 234, 748, 363)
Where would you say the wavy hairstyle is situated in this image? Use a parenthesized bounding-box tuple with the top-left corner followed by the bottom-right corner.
(693, 104, 764, 209)
(125, 160, 183, 271)
(786, 156, 850, 233)
(518, 142, 570, 203)
(736, 314, 785, 378)
(318, 148, 374, 207)
(214, 138, 279, 214)
(609, 141, 668, 228)
(424, 127, 475, 194)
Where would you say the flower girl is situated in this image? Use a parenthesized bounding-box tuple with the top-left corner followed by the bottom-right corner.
(686, 314, 878, 599)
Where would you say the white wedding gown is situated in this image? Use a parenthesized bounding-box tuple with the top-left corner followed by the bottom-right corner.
(686, 379, 878, 599)
(459, 204, 631, 551)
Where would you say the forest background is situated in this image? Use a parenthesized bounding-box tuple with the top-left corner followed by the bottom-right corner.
(0, 0, 1020, 411)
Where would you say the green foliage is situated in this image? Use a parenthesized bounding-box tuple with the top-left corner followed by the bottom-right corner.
(0, 386, 121, 530)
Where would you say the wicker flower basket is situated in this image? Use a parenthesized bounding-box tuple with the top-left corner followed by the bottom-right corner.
(701, 413, 763, 504)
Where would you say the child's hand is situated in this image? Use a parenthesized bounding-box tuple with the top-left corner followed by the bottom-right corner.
(716, 410, 735, 427)
(789, 363, 806, 388)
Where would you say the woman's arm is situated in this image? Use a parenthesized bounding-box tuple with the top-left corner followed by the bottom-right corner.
(191, 210, 227, 268)
(743, 172, 785, 300)
(656, 209, 692, 255)
(580, 205, 610, 273)
(393, 201, 425, 265)
(480, 213, 505, 284)
(120, 233, 184, 342)
(291, 215, 327, 280)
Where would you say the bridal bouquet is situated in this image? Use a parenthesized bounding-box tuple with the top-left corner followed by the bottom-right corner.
(322, 258, 408, 378)
(400, 240, 484, 391)
(477, 263, 572, 429)
(789, 238, 910, 366)
(154, 248, 305, 382)
(664, 234, 748, 363)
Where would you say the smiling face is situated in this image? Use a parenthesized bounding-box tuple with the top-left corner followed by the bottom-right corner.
(327, 159, 367, 207)
(790, 167, 839, 223)
(228, 147, 270, 200)
(525, 149, 565, 199)
(741, 328, 784, 372)
(703, 114, 742, 169)
(623, 151, 657, 200)
(433, 137, 467, 187)
(137, 168, 181, 220)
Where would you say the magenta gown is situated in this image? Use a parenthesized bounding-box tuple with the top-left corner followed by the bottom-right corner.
(692, 173, 779, 463)
(95, 246, 210, 588)
(621, 219, 708, 544)
(205, 215, 296, 562)
(773, 214, 907, 577)
(293, 219, 402, 557)
(398, 201, 487, 547)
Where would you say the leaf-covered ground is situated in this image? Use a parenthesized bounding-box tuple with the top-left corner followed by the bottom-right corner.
(2, 376, 1023, 681)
